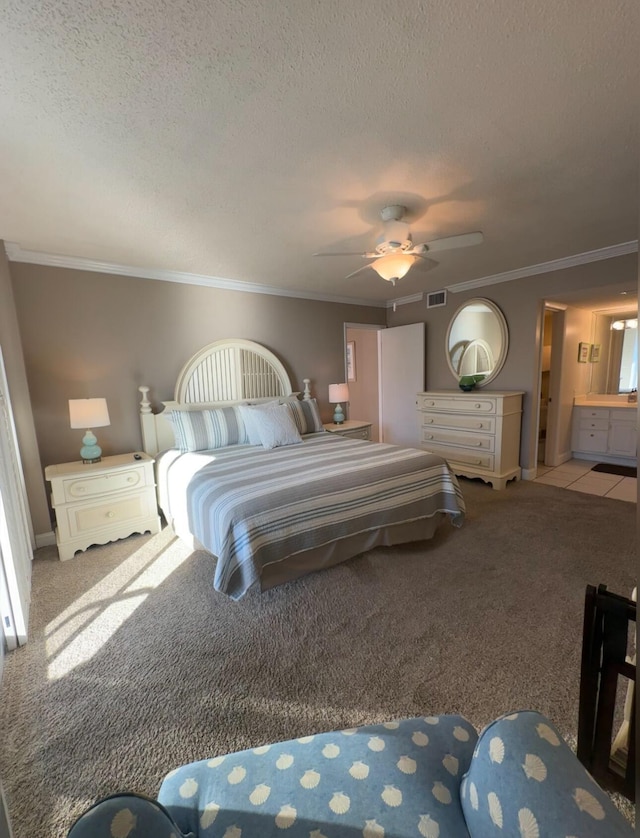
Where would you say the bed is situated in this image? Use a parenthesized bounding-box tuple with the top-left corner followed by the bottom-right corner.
(139, 339, 465, 599)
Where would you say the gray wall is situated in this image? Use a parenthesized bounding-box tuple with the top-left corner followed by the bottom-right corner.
(387, 253, 638, 471)
(0, 248, 50, 539)
(9, 262, 385, 530)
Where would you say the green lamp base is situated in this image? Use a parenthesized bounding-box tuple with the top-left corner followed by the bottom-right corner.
(332, 404, 345, 424)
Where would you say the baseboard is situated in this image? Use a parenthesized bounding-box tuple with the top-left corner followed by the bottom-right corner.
(35, 531, 56, 548)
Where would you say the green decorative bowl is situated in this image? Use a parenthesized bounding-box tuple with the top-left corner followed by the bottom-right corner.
(458, 374, 485, 392)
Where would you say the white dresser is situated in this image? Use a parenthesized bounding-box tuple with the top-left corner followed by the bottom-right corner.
(571, 403, 637, 465)
(416, 390, 524, 490)
(45, 452, 161, 560)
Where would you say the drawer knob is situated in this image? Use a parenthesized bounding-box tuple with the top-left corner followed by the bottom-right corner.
(77, 486, 85, 492)
(425, 434, 433, 440)
(127, 476, 135, 483)
(477, 423, 483, 428)
(476, 441, 482, 446)
(106, 511, 115, 518)
(474, 403, 481, 409)
(428, 401, 435, 406)
(427, 419, 434, 424)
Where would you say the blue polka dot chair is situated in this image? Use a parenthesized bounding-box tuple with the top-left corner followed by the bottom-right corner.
(67, 711, 633, 837)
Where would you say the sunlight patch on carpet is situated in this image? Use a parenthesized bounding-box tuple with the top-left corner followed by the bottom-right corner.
(45, 531, 192, 680)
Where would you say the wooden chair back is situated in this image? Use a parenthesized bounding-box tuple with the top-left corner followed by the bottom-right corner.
(577, 583, 636, 801)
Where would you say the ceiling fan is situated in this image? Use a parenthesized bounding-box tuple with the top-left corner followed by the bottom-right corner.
(314, 205, 484, 285)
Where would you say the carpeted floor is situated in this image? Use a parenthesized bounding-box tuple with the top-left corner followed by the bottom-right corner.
(0, 478, 636, 837)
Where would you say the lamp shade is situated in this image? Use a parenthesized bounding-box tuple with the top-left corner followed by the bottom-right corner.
(69, 398, 110, 429)
(371, 253, 417, 282)
(328, 383, 349, 404)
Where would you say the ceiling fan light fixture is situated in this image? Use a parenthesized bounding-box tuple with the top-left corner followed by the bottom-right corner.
(371, 253, 417, 282)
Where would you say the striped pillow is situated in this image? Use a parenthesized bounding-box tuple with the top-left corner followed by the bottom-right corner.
(286, 398, 324, 435)
(167, 406, 249, 452)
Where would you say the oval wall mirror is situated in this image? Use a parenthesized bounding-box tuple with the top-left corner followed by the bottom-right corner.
(445, 298, 508, 386)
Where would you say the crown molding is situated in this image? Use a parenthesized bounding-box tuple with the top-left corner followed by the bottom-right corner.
(386, 292, 424, 309)
(5, 239, 636, 308)
(445, 240, 638, 294)
(3, 243, 387, 309)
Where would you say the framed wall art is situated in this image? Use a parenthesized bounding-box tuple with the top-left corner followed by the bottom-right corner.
(346, 341, 356, 382)
(589, 343, 601, 363)
(578, 342, 590, 364)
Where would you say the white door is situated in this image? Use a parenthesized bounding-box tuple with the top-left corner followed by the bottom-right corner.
(378, 323, 425, 446)
(0, 347, 32, 648)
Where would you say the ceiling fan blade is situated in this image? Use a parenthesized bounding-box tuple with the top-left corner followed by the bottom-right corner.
(344, 264, 374, 279)
(313, 251, 377, 258)
(423, 231, 484, 252)
(414, 254, 440, 271)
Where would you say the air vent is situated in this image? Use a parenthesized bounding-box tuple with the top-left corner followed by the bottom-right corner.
(426, 290, 447, 309)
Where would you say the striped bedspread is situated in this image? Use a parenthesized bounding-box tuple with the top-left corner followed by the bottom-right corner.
(159, 433, 465, 599)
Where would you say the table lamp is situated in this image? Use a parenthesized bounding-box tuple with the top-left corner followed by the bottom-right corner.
(69, 398, 110, 463)
(328, 383, 349, 425)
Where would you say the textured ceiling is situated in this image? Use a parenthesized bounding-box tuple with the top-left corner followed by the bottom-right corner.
(0, 0, 638, 303)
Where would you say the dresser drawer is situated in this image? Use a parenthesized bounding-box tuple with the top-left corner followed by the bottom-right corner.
(578, 418, 609, 432)
(60, 466, 147, 503)
(576, 429, 608, 454)
(421, 441, 495, 471)
(422, 427, 495, 452)
(418, 395, 496, 414)
(421, 412, 496, 434)
(59, 490, 157, 539)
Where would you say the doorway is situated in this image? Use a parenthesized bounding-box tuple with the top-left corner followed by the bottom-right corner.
(538, 310, 553, 463)
(344, 324, 384, 440)
(344, 322, 426, 446)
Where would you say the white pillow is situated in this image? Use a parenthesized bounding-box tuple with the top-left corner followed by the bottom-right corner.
(250, 403, 303, 449)
(237, 401, 281, 445)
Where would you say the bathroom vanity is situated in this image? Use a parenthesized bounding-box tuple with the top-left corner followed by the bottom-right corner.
(571, 398, 637, 465)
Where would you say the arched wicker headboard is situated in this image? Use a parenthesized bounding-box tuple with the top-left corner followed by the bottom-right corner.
(139, 339, 308, 455)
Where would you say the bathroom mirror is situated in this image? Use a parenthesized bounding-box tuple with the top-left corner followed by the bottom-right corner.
(589, 309, 638, 394)
(445, 298, 508, 386)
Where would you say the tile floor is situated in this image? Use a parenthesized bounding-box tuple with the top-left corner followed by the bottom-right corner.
(534, 459, 637, 503)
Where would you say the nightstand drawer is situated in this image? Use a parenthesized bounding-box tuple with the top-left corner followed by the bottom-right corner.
(60, 491, 157, 539)
(61, 466, 147, 503)
(323, 421, 371, 440)
(338, 427, 371, 440)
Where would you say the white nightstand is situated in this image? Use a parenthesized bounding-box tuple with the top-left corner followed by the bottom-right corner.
(45, 452, 161, 560)
(323, 420, 372, 441)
